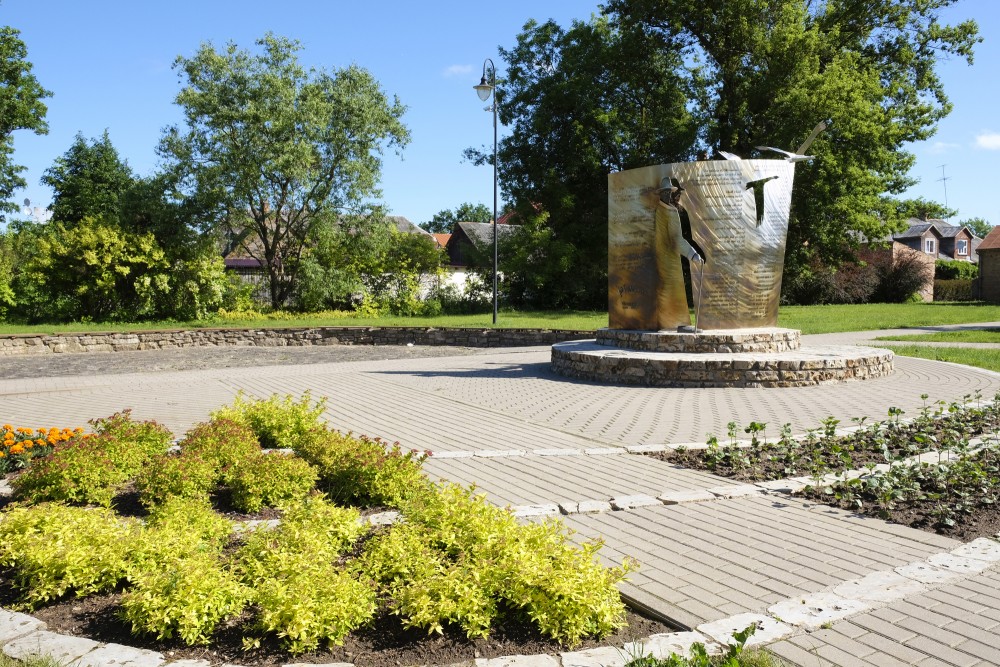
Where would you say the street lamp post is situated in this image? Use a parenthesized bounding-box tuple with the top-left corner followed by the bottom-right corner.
(474, 58, 498, 325)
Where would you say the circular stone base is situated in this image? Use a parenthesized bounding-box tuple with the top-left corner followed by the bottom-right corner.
(551, 340, 894, 388)
(596, 327, 801, 353)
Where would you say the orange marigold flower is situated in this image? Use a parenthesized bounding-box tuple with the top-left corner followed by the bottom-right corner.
(9, 444, 24, 455)
(36, 427, 47, 434)
(74, 427, 84, 433)
(2, 424, 12, 431)
(0, 452, 5, 458)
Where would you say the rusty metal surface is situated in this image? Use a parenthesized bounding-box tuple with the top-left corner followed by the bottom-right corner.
(608, 160, 796, 331)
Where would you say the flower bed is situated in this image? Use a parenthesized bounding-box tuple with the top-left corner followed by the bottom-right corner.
(0, 394, 653, 666)
(652, 392, 1000, 540)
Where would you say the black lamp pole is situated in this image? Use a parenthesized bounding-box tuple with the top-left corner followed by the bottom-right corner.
(474, 58, 498, 325)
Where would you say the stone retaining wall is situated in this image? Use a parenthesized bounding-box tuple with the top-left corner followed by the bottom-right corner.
(0, 327, 591, 356)
(596, 327, 801, 353)
(551, 341, 895, 388)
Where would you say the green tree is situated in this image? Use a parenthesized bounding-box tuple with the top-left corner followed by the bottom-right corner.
(605, 0, 980, 282)
(470, 16, 696, 308)
(41, 131, 134, 226)
(894, 197, 957, 223)
(0, 24, 50, 220)
(960, 217, 992, 239)
(423, 202, 492, 233)
(159, 33, 409, 309)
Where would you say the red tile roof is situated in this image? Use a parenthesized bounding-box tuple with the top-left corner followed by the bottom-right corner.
(432, 233, 451, 248)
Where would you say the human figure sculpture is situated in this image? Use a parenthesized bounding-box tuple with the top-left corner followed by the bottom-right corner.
(653, 179, 704, 330)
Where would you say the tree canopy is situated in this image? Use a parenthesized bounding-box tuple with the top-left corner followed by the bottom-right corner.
(159, 33, 409, 308)
(41, 131, 134, 226)
(0, 24, 50, 220)
(472, 16, 696, 307)
(423, 202, 491, 233)
(960, 217, 992, 239)
(488, 1, 979, 307)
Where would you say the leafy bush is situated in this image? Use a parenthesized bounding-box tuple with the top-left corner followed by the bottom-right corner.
(179, 418, 261, 479)
(935, 258, 978, 280)
(226, 452, 318, 512)
(134, 452, 217, 508)
(236, 495, 373, 653)
(121, 552, 249, 645)
(129, 497, 233, 577)
(210, 392, 327, 449)
(295, 429, 427, 506)
(934, 279, 975, 302)
(252, 558, 377, 653)
(10, 437, 129, 506)
(11, 412, 171, 506)
(375, 483, 632, 645)
(0, 503, 138, 608)
(89, 411, 173, 476)
(236, 495, 365, 582)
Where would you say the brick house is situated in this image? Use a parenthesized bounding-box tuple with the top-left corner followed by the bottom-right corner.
(892, 219, 980, 262)
(977, 227, 1000, 303)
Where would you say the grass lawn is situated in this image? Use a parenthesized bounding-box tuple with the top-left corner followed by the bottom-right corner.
(3, 302, 1000, 337)
(875, 328, 1000, 343)
(881, 344, 1000, 373)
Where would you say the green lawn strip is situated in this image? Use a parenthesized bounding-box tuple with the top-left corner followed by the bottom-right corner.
(875, 328, 1000, 343)
(777, 302, 1000, 334)
(881, 344, 1000, 373)
(5, 302, 1000, 337)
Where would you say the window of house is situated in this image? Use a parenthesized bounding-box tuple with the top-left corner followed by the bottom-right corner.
(957, 239, 968, 255)
(925, 238, 936, 254)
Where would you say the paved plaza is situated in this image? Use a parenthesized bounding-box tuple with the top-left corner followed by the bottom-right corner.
(3, 325, 1000, 666)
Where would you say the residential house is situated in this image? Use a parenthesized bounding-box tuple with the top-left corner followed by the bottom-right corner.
(891, 219, 981, 263)
(977, 227, 1000, 303)
(441, 221, 521, 293)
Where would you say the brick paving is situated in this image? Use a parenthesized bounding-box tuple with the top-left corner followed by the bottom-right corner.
(3, 324, 1000, 666)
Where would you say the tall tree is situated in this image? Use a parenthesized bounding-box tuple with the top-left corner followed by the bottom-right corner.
(41, 131, 134, 225)
(470, 16, 696, 308)
(960, 217, 992, 239)
(605, 0, 980, 279)
(159, 33, 409, 308)
(423, 202, 491, 233)
(0, 24, 50, 220)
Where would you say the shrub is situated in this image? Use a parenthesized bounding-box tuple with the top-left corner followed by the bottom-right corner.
(252, 558, 377, 653)
(210, 392, 326, 449)
(129, 497, 233, 578)
(236, 495, 373, 653)
(871, 250, 932, 303)
(385, 483, 633, 646)
(226, 452, 318, 513)
(935, 258, 978, 280)
(0, 503, 138, 608)
(11, 437, 129, 507)
(89, 411, 173, 476)
(179, 418, 261, 479)
(134, 452, 217, 508)
(295, 430, 427, 507)
(120, 552, 249, 645)
(236, 495, 365, 582)
(934, 279, 975, 302)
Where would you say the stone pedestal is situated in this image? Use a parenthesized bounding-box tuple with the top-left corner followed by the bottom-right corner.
(551, 328, 893, 388)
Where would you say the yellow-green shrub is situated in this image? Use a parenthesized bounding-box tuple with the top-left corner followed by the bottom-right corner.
(134, 452, 217, 508)
(128, 497, 233, 577)
(226, 452, 317, 513)
(0, 503, 138, 608)
(179, 418, 261, 479)
(210, 392, 326, 449)
(295, 429, 427, 507)
(89, 411, 173, 475)
(252, 557, 376, 653)
(120, 552, 249, 645)
(10, 437, 129, 507)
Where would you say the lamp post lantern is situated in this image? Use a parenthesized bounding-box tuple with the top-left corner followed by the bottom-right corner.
(474, 58, 498, 325)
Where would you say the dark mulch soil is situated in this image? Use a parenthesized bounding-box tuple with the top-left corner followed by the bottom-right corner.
(21, 591, 672, 667)
(793, 487, 1000, 542)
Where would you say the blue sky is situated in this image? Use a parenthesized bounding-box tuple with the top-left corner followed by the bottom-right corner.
(2, 0, 997, 228)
